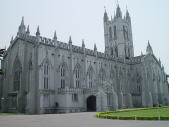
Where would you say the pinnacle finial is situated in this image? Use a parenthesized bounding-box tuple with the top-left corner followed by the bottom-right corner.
(146, 40, 153, 55)
(94, 43, 97, 51)
(26, 25, 30, 34)
(36, 26, 40, 36)
(18, 16, 26, 34)
(11, 36, 13, 41)
(10, 36, 13, 44)
(104, 7, 108, 22)
(148, 40, 150, 46)
(53, 30, 57, 40)
(116, 4, 122, 18)
(82, 39, 85, 47)
(126, 9, 131, 23)
(159, 58, 161, 64)
(69, 36, 72, 43)
(21, 16, 24, 26)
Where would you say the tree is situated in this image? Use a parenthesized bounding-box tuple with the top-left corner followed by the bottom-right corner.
(0, 48, 6, 75)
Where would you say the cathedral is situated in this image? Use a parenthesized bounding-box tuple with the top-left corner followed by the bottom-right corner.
(0, 5, 169, 114)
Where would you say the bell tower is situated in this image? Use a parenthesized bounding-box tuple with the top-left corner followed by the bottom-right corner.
(104, 5, 134, 58)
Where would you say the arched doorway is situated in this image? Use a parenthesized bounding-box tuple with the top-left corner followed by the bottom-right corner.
(87, 95, 96, 112)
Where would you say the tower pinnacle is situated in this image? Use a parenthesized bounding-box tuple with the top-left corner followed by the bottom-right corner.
(82, 39, 85, 48)
(26, 25, 30, 35)
(53, 31, 57, 40)
(94, 43, 97, 51)
(18, 16, 26, 34)
(116, 4, 122, 18)
(21, 16, 24, 26)
(126, 9, 131, 23)
(69, 36, 72, 44)
(36, 26, 40, 36)
(146, 41, 153, 55)
(104, 7, 109, 22)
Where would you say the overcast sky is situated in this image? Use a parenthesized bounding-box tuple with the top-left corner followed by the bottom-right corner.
(0, 0, 169, 74)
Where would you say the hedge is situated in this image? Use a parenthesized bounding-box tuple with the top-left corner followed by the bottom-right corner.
(96, 114, 169, 120)
(136, 116, 159, 120)
(119, 116, 135, 120)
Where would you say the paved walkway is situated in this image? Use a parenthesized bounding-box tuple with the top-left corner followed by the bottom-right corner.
(0, 112, 169, 127)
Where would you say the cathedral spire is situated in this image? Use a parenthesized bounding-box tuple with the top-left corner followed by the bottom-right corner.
(36, 26, 40, 36)
(146, 40, 153, 55)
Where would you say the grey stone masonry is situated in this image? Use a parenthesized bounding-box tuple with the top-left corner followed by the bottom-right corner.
(0, 5, 169, 114)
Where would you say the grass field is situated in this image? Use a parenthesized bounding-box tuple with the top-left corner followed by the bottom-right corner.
(0, 113, 18, 115)
(107, 107, 169, 117)
(96, 107, 169, 120)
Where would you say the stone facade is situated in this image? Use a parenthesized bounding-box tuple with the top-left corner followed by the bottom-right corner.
(1, 5, 169, 114)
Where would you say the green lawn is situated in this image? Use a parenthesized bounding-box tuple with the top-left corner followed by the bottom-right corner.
(0, 113, 18, 115)
(107, 107, 169, 117)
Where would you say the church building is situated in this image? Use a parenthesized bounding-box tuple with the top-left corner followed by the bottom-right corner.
(1, 5, 169, 114)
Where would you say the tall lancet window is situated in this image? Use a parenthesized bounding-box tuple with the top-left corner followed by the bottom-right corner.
(109, 27, 113, 41)
(99, 68, 106, 85)
(13, 58, 22, 91)
(74, 65, 80, 88)
(114, 26, 117, 40)
(87, 67, 94, 88)
(115, 45, 118, 57)
(44, 62, 49, 89)
(13, 69, 21, 91)
(123, 26, 129, 41)
(60, 65, 66, 88)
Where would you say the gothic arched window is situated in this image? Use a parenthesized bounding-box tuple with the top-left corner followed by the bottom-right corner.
(13, 70, 21, 91)
(13, 57, 22, 91)
(136, 73, 142, 93)
(111, 48, 114, 56)
(99, 68, 106, 85)
(110, 70, 115, 81)
(114, 26, 117, 40)
(109, 27, 113, 41)
(87, 66, 94, 88)
(115, 45, 118, 57)
(60, 65, 66, 88)
(123, 26, 126, 40)
(74, 65, 81, 88)
(128, 47, 130, 57)
(123, 26, 129, 41)
(44, 62, 49, 89)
